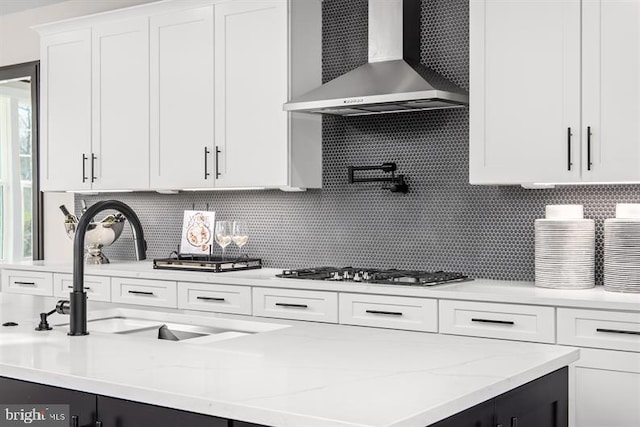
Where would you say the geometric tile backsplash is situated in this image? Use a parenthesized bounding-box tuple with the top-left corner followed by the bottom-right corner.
(76, 0, 640, 284)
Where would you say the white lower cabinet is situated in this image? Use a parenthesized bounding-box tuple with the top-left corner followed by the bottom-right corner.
(252, 287, 338, 323)
(53, 273, 110, 302)
(177, 282, 251, 315)
(0, 270, 53, 296)
(557, 307, 640, 427)
(111, 278, 177, 308)
(439, 300, 556, 343)
(339, 293, 438, 332)
(569, 348, 640, 427)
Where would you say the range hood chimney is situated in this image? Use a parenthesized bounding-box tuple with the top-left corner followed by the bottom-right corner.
(283, 0, 468, 116)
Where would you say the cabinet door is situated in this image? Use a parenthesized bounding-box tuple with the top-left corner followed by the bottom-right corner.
(582, 0, 640, 182)
(571, 348, 640, 427)
(469, 0, 581, 185)
(150, 6, 214, 190)
(495, 368, 568, 427)
(0, 376, 96, 427)
(40, 29, 92, 192)
(214, 1, 288, 188)
(97, 395, 226, 427)
(429, 400, 494, 427)
(92, 18, 149, 191)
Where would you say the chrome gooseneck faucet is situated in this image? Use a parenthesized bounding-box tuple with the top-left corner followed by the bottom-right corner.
(68, 200, 146, 336)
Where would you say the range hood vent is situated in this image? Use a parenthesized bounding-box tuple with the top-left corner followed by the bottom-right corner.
(284, 0, 468, 116)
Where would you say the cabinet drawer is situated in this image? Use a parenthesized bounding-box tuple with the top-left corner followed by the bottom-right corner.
(439, 300, 555, 343)
(339, 293, 438, 332)
(178, 282, 251, 315)
(111, 278, 177, 308)
(558, 308, 640, 352)
(1, 270, 53, 296)
(53, 273, 111, 302)
(252, 288, 338, 323)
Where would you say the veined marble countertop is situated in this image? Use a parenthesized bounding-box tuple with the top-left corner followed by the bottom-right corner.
(2, 260, 640, 312)
(0, 293, 578, 427)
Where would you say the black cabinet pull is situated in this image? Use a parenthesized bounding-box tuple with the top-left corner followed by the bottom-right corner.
(71, 415, 79, 427)
(15, 281, 36, 286)
(511, 417, 519, 427)
(91, 153, 97, 183)
(471, 318, 515, 326)
(596, 328, 640, 336)
(197, 296, 225, 302)
(82, 153, 88, 183)
(215, 146, 221, 178)
(275, 302, 308, 309)
(204, 147, 211, 179)
(128, 290, 154, 296)
(365, 310, 403, 316)
(68, 285, 90, 290)
(587, 126, 592, 171)
(567, 127, 572, 171)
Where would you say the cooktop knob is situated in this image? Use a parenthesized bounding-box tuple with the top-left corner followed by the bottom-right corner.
(353, 272, 361, 282)
(332, 272, 342, 280)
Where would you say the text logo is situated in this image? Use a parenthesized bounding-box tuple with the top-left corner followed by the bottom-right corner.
(0, 405, 68, 426)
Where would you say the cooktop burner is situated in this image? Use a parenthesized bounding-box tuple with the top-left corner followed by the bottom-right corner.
(276, 267, 471, 286)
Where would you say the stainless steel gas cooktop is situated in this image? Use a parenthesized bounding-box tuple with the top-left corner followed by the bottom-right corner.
(276, 267, 471, 286)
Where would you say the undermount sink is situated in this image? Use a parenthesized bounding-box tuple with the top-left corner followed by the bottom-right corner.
(53, 309, 289, 344)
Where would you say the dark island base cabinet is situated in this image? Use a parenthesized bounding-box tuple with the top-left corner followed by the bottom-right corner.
(0, 368, 567, 427)
(432, 367, 568, 427)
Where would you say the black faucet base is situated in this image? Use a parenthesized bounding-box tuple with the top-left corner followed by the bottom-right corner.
(69, 291, 89, 336)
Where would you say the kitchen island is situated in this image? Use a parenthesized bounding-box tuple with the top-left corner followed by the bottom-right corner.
(0, 293, 577, 427)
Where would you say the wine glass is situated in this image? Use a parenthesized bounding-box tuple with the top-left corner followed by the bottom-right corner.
(232, 221, 249, 257)
(215, 221, 232, 259)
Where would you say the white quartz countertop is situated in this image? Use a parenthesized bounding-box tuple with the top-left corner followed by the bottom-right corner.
(0, 294, 578, 427)
(3, 260, 640, 312)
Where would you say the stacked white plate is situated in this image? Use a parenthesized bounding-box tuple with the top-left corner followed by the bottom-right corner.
(535, 205, 595, 289)
(604, 204, 640, 293)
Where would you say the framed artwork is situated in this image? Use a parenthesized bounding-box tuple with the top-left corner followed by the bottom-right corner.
(179, 210, 216, 256)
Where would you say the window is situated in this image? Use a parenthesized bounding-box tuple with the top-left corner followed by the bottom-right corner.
(0, 62, 42, 261)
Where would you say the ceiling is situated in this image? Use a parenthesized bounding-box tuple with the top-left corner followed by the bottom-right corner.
(0, 0, 70, 15)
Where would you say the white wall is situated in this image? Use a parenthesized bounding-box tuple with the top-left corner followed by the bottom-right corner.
(0, 0, 160, 261)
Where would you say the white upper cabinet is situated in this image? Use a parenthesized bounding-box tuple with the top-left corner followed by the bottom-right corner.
(40, 29, 92, 192)
(92, 18, 149, 191)
(470, 0, 581, 185)
(470, 0, 640, 185)
(582, 0, 640, 182)
(39, 19, 149, 192)
(37, 0, 321, 193)
(214, 1, 288, 188)
(149, 6, 215, 190)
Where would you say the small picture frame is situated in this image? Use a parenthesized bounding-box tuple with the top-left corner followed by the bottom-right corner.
(179, 210, 216, 256)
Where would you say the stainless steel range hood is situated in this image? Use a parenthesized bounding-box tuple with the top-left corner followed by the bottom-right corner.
(283, 0, 468, 116)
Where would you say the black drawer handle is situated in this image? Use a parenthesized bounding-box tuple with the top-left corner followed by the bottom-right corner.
(365, 310, 403, 316)
(471, 318, 515, 326)
(14, 281, 36, 286)
(128, 290, 154, 296)
(596, 328, 640, 336)
(275, 302, 308, 309)
(197, 296, 225, 302)
(68, 285, 91, 290)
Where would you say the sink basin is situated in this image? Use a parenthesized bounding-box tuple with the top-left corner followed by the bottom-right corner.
(53, 309, 289, 344)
